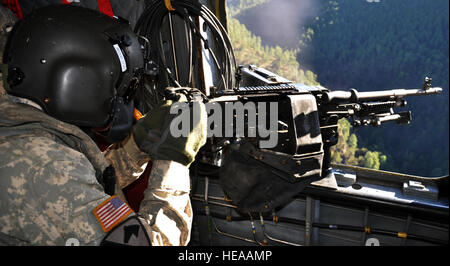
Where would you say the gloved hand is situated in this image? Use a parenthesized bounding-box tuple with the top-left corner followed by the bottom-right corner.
(132, 88, 207, 167)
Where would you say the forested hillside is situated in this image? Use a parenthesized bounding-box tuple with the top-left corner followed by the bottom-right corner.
(227, 17, 318, 85)
(232, 0, 449, 176)
(226, 0, 269, 16)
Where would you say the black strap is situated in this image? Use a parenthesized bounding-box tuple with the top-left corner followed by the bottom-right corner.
(102, 165, 116, 196)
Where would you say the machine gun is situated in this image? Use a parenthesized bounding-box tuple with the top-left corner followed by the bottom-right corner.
(188, 65, 443, 214)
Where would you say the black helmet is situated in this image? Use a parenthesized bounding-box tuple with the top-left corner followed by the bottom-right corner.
(3, 4, 144, 132)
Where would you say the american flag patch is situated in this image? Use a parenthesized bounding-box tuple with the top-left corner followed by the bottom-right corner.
(93, 196, 133, 232)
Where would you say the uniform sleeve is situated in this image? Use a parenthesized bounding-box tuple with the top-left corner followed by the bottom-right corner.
(103, 134, 193, 246)
(138, 160, 193, 246)
(104, 133, 151, 189)
(0, 136, 112, 245)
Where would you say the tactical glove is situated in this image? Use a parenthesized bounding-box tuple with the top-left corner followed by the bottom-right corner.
(133, 88, 207, 167)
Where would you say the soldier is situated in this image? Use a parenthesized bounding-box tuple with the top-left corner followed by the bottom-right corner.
(0, 4, 207, 245)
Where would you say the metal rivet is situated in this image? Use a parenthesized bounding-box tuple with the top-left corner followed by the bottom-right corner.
(40, 59, 46, 64)
(44, 98, 50, 103)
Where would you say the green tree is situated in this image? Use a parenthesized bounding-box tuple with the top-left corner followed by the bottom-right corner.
(348, 134, 357, 148)
(363, 151, 381, 169)
(330, 118, 385, 170)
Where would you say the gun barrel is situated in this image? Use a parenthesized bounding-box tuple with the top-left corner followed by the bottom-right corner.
(323, 87, 442, 103)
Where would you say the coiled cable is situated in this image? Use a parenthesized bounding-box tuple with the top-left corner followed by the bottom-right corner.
(134, 0, 237, 112)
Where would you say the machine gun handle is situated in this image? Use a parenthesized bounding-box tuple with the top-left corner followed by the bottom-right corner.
(322, 89, 358, 103)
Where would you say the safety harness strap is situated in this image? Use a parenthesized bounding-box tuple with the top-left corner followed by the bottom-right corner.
(96, 0, 114, 18)
(2, 0, 23, 19)
(3, 0, 115, 19)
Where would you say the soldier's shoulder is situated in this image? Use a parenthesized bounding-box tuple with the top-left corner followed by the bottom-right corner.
(0, 134, 95, 175)
(0, 134, 104, 208)
(0, 135, 107, 245)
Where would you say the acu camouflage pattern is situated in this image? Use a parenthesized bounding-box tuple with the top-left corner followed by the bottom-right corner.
(104, 133, 151, 189)
(0, 96, 194, 246)
(137, 160, 192, 246)
(0, 96, 111, 245)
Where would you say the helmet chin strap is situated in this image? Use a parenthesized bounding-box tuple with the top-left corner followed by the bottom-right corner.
(97, 96, 135, 143)
(94, 71, 142, 144)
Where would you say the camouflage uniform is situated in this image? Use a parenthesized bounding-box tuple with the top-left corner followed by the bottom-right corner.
(0, 95, 193, 246)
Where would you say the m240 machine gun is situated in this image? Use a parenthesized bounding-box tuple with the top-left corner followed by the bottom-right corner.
(191, 65, 443, 214)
